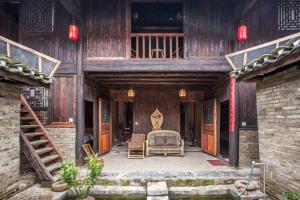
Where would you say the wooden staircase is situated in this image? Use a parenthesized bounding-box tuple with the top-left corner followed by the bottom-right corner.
(20, 95, 63, 182)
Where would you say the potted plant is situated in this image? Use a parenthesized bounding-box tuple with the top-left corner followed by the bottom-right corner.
(60, 155, 104, 200)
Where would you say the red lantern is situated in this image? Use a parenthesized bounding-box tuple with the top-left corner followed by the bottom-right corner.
(68, 24, 78, 41)
(237, 25, 247, 42)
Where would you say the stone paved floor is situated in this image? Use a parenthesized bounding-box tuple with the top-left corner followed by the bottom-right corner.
(100, 143, 238, 173)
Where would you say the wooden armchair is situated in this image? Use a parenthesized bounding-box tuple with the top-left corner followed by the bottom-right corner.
(128, 134, 146, 159)
(82, 143, 95, 157)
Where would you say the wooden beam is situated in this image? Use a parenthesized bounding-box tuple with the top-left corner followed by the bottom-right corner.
(87, 72, 224, 78)
(0, 70, 49, 87)
(83, 58, 231, 72)
(75, 18, 85, 165)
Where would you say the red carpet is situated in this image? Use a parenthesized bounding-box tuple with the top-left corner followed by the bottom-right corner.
(207, 160, 225, 166)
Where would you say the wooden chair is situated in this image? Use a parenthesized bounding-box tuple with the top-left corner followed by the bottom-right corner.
(82, 143, 95, 157)
(128, 134, 146, 159)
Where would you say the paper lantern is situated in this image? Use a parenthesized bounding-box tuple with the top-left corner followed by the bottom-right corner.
(179, 88, 186, 97)
(68, 24, 78, 41)
(237, 25, 247, 42)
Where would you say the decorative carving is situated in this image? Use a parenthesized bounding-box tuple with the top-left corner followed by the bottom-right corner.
(22, 0, 55, 34)
(278, 0, 300, 30)
(151, 108, 163, 131)
(21, 86, 49, 124)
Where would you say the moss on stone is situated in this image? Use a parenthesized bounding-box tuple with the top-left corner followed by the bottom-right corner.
(167, 179, 206, 187)
(120, 179, 130, 186)
(201, 179, 215, 186)
(223, 179, 235, 185)
(97, 179, 118, 186)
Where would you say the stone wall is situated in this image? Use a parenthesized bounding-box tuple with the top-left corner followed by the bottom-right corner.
(239, 128, 259, 167)
(0, 82, 21, 197)
(46, 126, 76, 161)
(256, 66, 300, 199)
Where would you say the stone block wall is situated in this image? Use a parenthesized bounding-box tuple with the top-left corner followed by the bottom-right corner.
(46, 126, 76, 161)
(0, 82, 21, 197)
(239, 128, 259, 167)
(256, 66, 300, 199)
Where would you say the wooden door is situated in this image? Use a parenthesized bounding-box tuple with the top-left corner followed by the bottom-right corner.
(99, 99, 112, 154)
(201, 99, 217, 156)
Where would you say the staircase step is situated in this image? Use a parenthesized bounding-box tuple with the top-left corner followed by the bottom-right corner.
(52, 172, 61, 182)
(21, 109, 29, 113)
(47, 162, 61, 173)
(24, 132, 44, 137)
(21, 117, 34, 121)
(21, 125, 39, 129)
(36, 147, 54, 155)
(41, 155, 60, 164)
(30, 140, 49, 146)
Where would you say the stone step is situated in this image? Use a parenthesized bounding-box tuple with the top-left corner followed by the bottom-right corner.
(21, 108, 29, 113)
(47, 162, 61, 173)
(41, 155, 60, 164)
(147, 182, 168, 196)
(24, 132, 44, 137)
(21, 124, 39, 129)
(36, 147, 54, 155)
(21, 116, 35, 121)
(30, 140, 49, 146)
(147, 196, 169, 200)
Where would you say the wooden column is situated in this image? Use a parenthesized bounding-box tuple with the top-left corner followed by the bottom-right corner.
(75, 17, 85, 165)
(229, 78, 239, 167)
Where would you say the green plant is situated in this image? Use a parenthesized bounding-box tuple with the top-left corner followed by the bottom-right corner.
(60, 159, 78, 185)
(283, 189, 300, 200)
(60, 155, 104, 199)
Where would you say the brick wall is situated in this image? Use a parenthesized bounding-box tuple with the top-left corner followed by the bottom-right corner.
(239, 128, 259, 167)
(0, 82, 21, 196)
(46, 127, 76, 161)
(256, 66, 300, 199)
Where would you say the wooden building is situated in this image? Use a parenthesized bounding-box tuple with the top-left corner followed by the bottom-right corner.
(0, 0, 299, 167)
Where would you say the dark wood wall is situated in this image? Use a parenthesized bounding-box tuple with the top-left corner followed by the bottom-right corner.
(133, 91, 180, 134)
(85, 0, 127, 58)
(18, 1, 78, 123)
(233, 0, 297, 51)
(184, 0, 233, 57)
(237, 82, 257, 128)
(48, 75, 77, 122)
(0, 4, 19, 41)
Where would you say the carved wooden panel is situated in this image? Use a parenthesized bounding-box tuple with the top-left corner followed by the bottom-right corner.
(21, 86, 49, 124)
(278, 0, 300, 30)
(22, 0, 55, 34)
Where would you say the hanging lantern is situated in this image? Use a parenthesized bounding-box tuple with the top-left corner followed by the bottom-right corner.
(178, 88, 186, 97)
(68, 20, 78, 41)
(128, 89, 135, 102)
(237, 24, 247, 42)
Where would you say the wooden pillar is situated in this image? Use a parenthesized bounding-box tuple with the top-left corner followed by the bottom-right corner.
(229, 77, 239, 167)
(75, 17, 85, 165)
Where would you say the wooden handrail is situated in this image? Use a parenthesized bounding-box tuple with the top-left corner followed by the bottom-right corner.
(0, 35, 61, 77)
(21, 95, 64, 160)
(131, 33, 184, 59)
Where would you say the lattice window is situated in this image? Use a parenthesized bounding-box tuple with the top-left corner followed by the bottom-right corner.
(22, 0, 55, 34)
(203, 101, 213, 124)
(278, 0, 300, 30)
(21, 86, 49, 124)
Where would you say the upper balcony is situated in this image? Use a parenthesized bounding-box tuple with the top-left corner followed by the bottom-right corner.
(131, 32, 184, 60)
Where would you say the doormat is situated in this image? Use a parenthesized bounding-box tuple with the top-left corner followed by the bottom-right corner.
(207, 160, 225, 166)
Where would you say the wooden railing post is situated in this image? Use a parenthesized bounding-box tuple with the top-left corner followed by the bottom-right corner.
(130, 33, 183, 60)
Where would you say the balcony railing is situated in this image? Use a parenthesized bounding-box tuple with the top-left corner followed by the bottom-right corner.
(131, 33, 184, 59)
